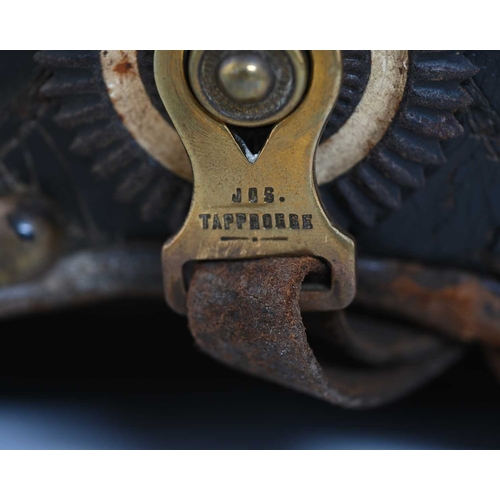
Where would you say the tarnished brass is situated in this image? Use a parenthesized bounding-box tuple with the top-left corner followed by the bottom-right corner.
(216, 53, 274, 104)
(187, 51, 309, 127)
(101, 50, 409, 184)
(155, 50, 356, 315)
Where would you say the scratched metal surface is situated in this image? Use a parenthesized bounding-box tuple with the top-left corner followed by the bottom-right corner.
(1, 51, 500, 416)
(2, 52, 499, 272)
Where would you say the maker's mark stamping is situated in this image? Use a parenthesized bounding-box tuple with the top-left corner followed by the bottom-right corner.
(154, 51, 356, 315)
(200, 186, 313, 236)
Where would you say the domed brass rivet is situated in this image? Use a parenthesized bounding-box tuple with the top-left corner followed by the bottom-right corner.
(216, 53, 274, 104)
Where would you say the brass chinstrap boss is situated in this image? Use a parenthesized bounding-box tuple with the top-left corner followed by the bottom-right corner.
(154, 50, 356, 315)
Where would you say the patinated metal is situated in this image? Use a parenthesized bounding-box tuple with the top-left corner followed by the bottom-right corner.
(96, 51, 411, 187)
(100, 50, 192, 182)
(188, 51, 309, 127)
(95, 50, 477, 227)
(315, 50, 409, 184)
(0, 50, 497, 408)
(154, 50, 355, 315)
(216, 54, 275, 103)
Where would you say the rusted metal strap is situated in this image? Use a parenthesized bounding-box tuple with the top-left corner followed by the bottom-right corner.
(187, 257, 461, 408)
(357, 259, 500, 347)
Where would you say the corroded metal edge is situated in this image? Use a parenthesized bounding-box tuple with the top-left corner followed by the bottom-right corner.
(100, 50, 409, 186)
(100, 50, 192, 181)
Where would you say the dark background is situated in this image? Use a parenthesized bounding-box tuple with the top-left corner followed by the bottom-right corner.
(0, 299, 499, 450)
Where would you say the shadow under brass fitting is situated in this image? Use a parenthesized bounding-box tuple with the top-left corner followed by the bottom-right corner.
(188, 50, 309, 127)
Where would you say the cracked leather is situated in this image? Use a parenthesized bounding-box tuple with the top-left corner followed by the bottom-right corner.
(187, 257, 462, 408)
